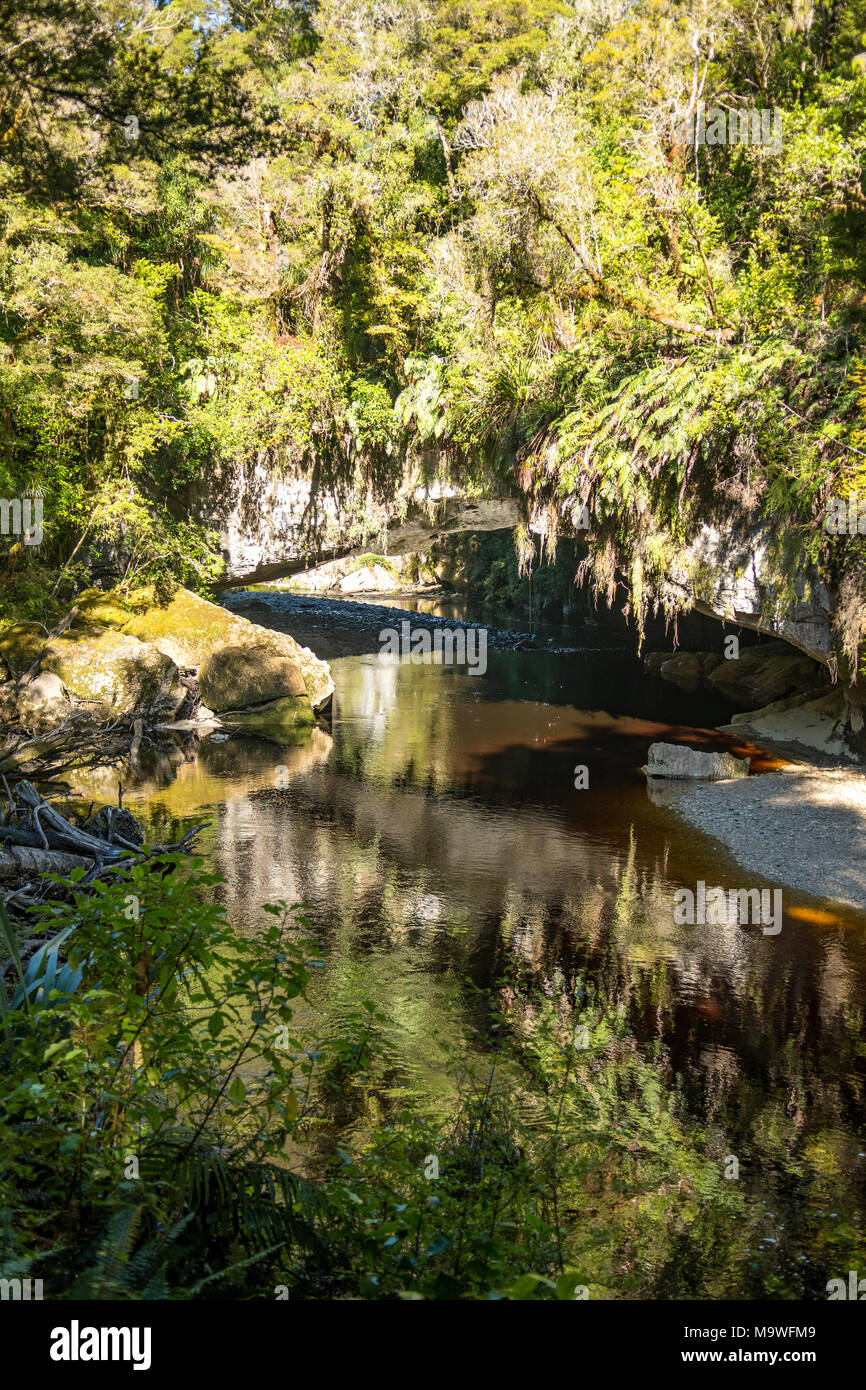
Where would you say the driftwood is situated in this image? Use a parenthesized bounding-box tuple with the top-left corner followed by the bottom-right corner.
(0, 846, 92, 878)
(0, 716, 137, 784)
(0, 779, 209, 919)
(0, 825, 119, 855)
(14, 780, 129, 858)
(0, 779, 211, 991)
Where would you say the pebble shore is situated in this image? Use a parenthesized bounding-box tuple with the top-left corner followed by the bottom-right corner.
(669, 764, 866, 910)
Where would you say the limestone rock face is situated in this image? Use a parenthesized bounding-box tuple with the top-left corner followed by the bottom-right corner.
(677, 523, 833, 665)
(283, 551, 431, 594)
(720, 687, 866, 763)
(337, 563, 400, 593)
(642, 741, 750, 780)
(199, 643, 307, 713)
(179, 451, 521, 587)
(41, 628, 184, 717)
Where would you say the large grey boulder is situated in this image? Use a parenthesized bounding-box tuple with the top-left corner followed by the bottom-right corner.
(198, 643, 306, 713)
(16, 671, 68, 728)
(642, 741, 750, 780)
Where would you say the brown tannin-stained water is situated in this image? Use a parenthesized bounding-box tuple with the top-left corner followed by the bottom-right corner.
(89, 590, 866, 1297)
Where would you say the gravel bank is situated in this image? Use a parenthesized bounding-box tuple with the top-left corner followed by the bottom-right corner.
(669, 764, 866, 909)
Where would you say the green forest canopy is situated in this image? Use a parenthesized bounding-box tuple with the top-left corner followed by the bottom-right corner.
(2, 0, 866, 663)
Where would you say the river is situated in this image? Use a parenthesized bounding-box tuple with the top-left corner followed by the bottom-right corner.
(89, 588, 866, 1297)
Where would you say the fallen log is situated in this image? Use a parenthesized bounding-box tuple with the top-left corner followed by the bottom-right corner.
(0, 825, 104, 854)
(14, 780, 131, 857)
(0, 777, 210, 921)
(0, 846, 92, 878)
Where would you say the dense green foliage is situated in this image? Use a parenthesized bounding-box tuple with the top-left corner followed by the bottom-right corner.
(5, 3, 866, 1302)
(5, 861, 849, 1301)
(3, 0, 866, 660)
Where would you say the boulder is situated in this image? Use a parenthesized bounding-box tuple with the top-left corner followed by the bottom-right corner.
(642, 741, 750, 780)
(113, 587, 333, 711)
(658, 651, 721, 689)
(198, 643, 307, 713)
(707, 642, 822, 705)
(16, 671, 68, 727)
(41, 629, 184, 717)
(719, 686, 866, 763)
(645, 651, 672, 674)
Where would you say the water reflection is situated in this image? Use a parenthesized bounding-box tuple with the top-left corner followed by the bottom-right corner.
(73, 641, 866, 1293)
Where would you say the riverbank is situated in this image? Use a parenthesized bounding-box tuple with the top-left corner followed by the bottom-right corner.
(668, 763, 866, 911)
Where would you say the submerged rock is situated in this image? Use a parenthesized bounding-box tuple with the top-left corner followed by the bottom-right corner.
(656, 651, 722, 690)
(219, 695, 317, 734)
(642, 741, 750, 780)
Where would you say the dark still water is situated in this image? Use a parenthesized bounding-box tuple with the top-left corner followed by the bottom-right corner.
(83, 592, 866, 1298)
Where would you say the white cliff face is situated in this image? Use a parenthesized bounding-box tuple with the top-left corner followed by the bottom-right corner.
(187, 453, 522, 584)
(189, 454, 847, 674)
(676, 523, 835, 667)
(189, 458, 351, 583)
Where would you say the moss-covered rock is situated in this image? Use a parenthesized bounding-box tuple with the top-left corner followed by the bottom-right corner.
(73, 590, 137, 630)
(218, 695, 317, 734)
(41, 629, 184, 716)
(15, 587, 333, 727)
(199, 644, 306, 713)
(0, 621, 47, 678)
(119, 587, 333, 710)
